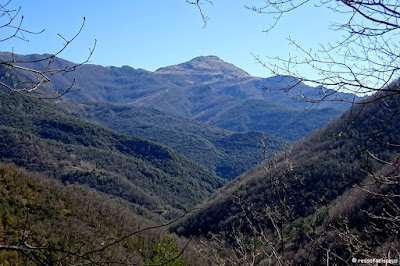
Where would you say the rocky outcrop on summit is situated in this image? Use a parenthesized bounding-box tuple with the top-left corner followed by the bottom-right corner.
(155, 56, 250, 82)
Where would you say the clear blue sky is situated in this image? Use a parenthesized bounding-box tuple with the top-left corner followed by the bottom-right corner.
(0, 0, 342, 78)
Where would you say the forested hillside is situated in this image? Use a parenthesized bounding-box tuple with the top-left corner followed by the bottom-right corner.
(0, 92, 225, 218)
(174, 90, 400, 264)
(202, 99, 342, 141)
(0, 164, 204, 265)
(1, 0, 399, 264)
(61, 101, 289, 179)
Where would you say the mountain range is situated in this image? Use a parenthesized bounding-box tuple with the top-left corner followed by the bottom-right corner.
(0, 52, 360, 142)
(1, 52, 393, 265)
(0, 52, 361, 181)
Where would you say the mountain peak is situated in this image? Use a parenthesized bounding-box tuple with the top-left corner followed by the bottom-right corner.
(155, 55, 251, 79)
(192, 55, 221, 60)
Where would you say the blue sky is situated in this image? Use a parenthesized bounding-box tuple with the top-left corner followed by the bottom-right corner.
(0, 0, 342, 78)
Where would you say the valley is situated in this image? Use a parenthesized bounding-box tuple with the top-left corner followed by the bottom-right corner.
(0, 52, 398, 265)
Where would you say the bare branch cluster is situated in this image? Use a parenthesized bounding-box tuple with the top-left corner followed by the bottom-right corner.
(247, 1, 400, 103)
(186, 0, 213, 27)
(187, 1, 400, 264)
(0, 1, 96, 98)
(0, 0, 44, 42)
(195, 151, 301, 265)
(0, 210, 191, 265)
(245, 0, 311, 32)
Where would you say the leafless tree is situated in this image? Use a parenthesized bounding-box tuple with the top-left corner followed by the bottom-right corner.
(188, 1, 400, 103)
(188, 1, 400, 264)
(186, 0, 213, 27)
(246, 3, 400, 263)
(195, 151, 301, 265)
(245, 0, 400, 103)
(0, 0, 96, 98)
(0, 209, 192, 265)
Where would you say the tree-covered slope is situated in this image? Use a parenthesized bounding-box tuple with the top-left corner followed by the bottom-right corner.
(286, 162, 400, 264)
(0, 92, 225, 217)
(175, 91, 400, 237)
(0, 164, 201, 265)
(61, 101, 290, 179)
(199, 99, 343, 141)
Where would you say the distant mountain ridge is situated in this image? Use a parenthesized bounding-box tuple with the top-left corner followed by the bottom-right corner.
(0, 52, 362, 141)
(1, 51, 396, 264)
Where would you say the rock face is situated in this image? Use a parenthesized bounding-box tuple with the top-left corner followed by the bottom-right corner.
(155, 55, 251, 81)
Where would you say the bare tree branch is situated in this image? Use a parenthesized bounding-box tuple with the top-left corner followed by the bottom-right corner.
(0, 2, 96, 99)
(186, 0, 212, 27)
